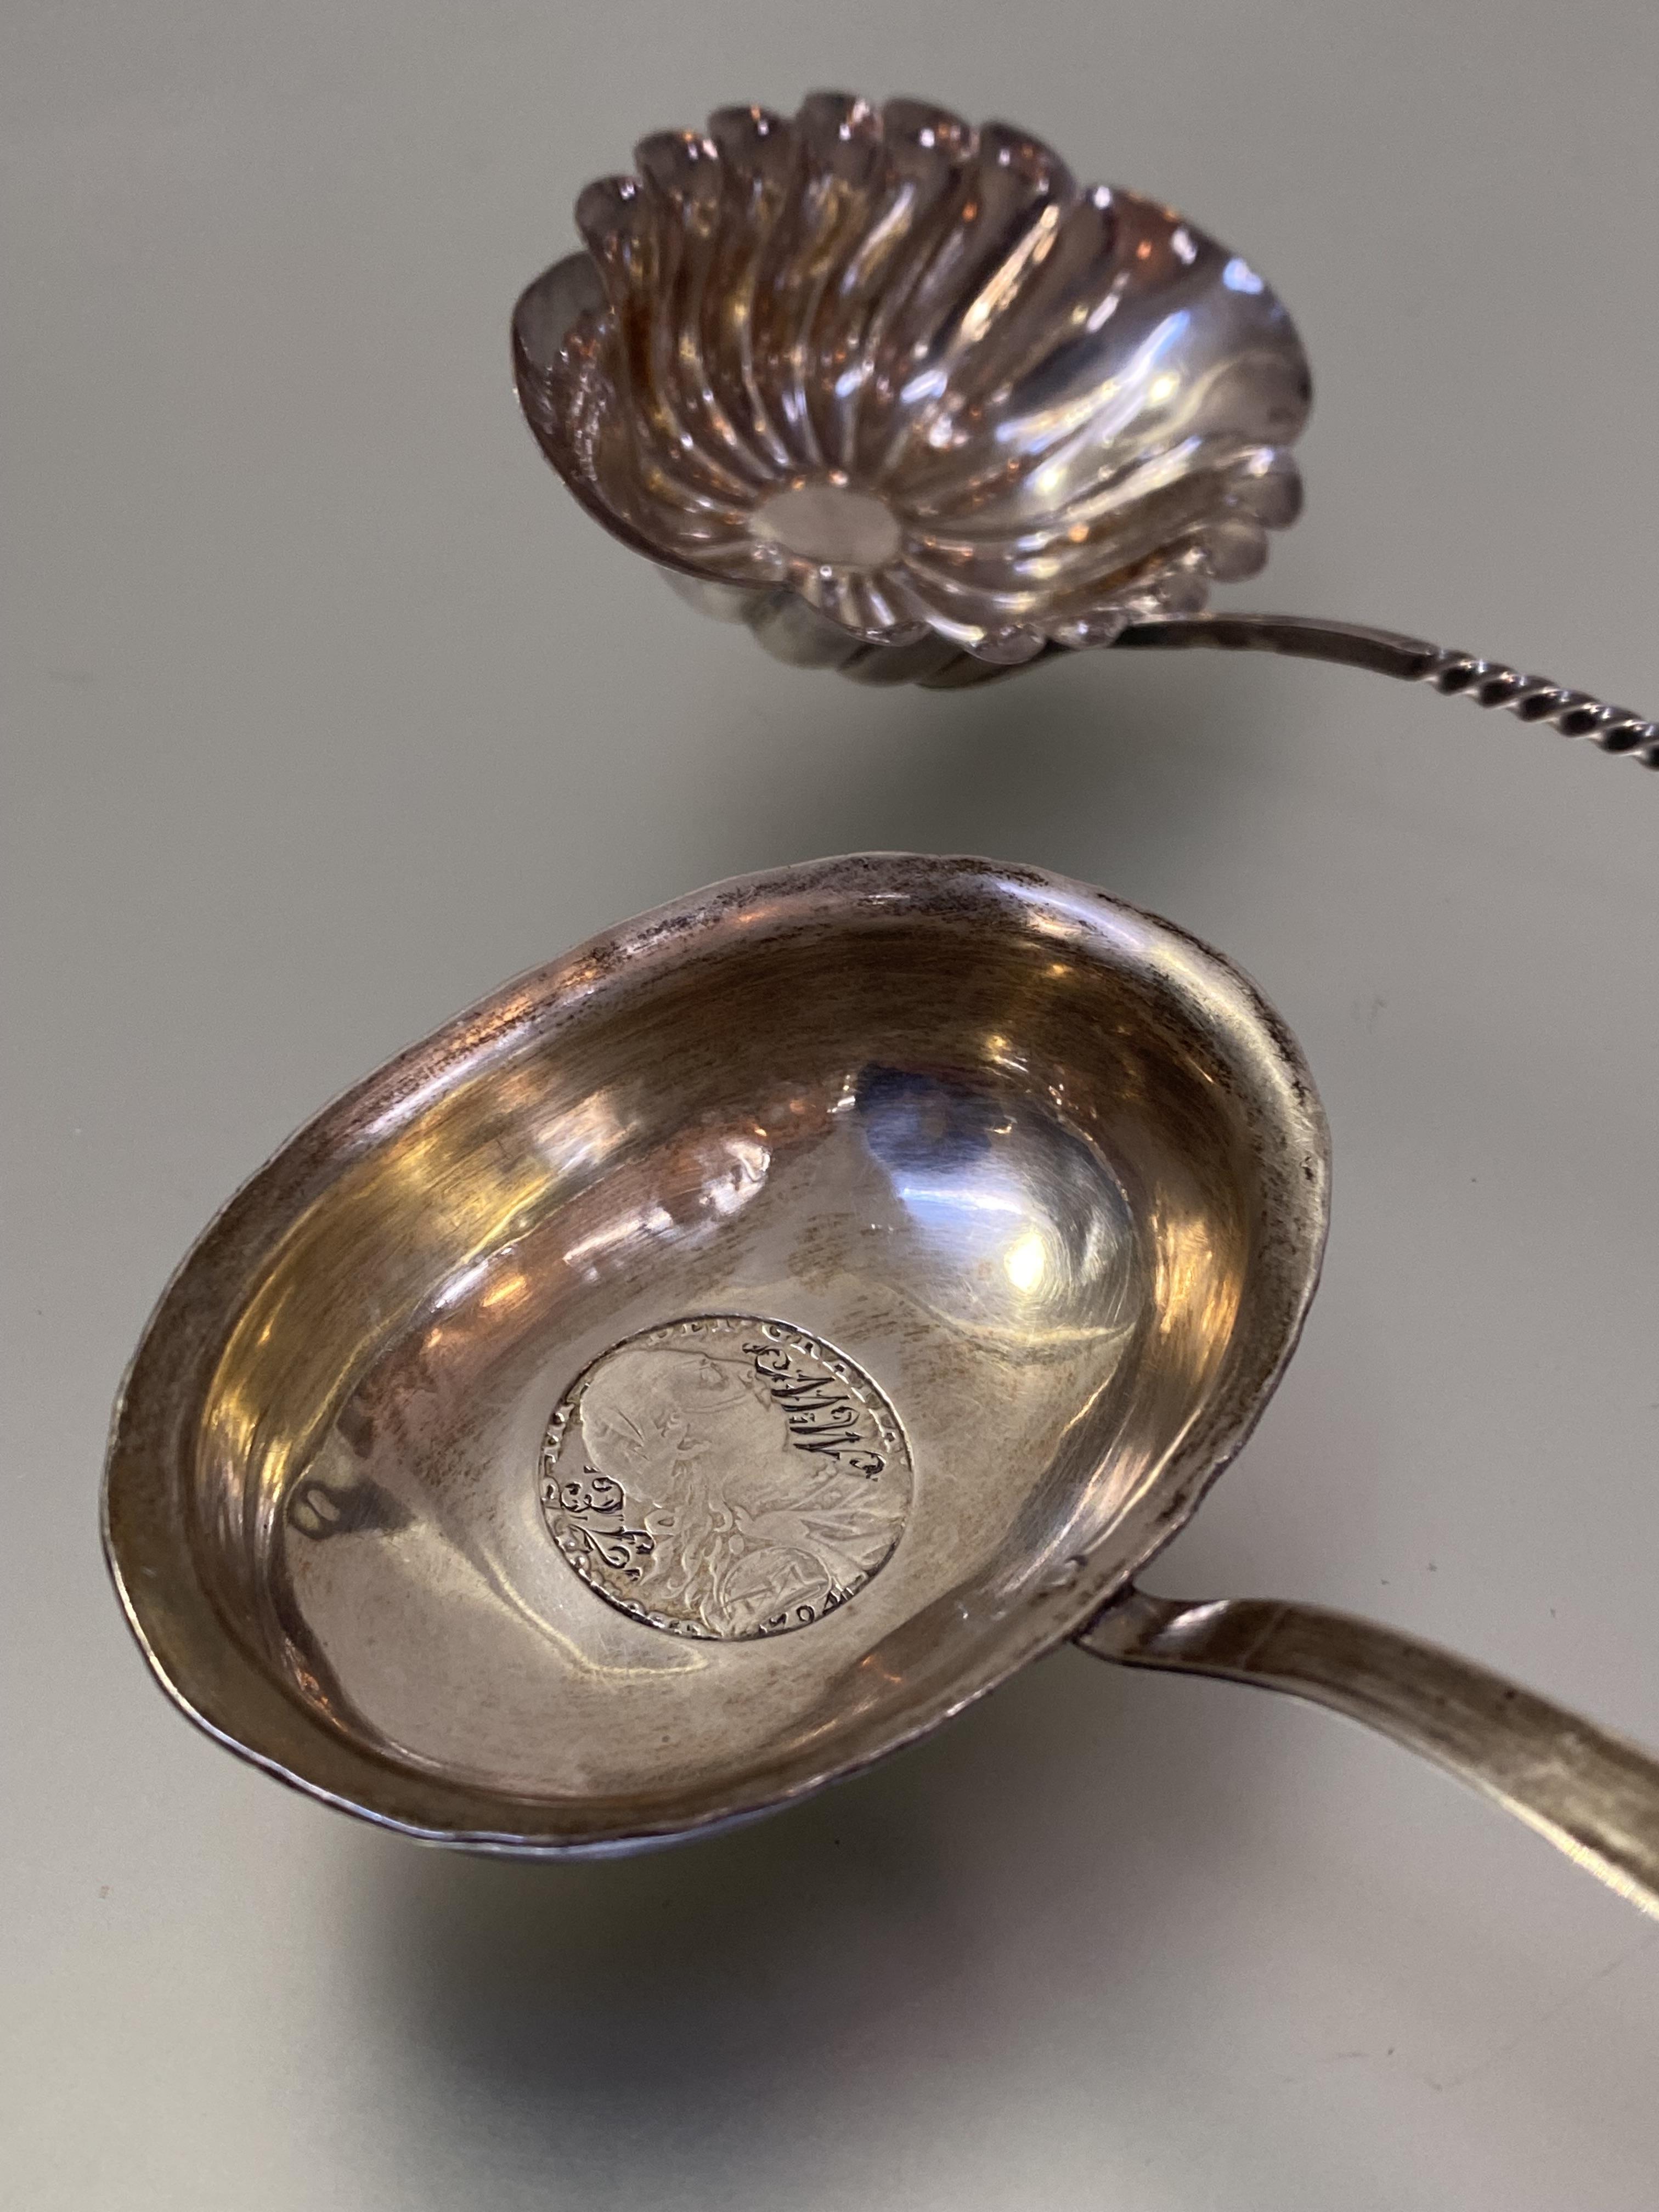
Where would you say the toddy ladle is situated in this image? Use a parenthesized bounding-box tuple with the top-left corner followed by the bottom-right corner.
(103, 854, 1659, 1911)
(513, 91, 1657, 764)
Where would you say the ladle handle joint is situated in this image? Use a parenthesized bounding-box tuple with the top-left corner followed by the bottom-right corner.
(1112, 613, 1659, 769)
(1077, 1588, 1659, 1918)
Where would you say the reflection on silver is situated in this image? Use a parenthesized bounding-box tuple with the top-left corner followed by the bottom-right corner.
(102, 855, 1659, 1914)
(515, 92, 1308, 668)
(540, 1316, 911, 1640)
(512, 93, 1657, 761)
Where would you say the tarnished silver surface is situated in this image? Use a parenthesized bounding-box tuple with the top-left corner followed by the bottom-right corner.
(103, 854, 1659, 1909)
(513, 93, 1656, 761)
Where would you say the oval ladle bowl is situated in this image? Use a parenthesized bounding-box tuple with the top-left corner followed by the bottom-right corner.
(103, 854, 1659, 1911)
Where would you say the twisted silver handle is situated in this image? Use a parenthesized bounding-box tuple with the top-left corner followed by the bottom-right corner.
(1111, 613, 1659, 768)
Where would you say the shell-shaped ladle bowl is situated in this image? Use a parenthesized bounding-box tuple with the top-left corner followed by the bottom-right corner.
(514, 92, 1656, 768)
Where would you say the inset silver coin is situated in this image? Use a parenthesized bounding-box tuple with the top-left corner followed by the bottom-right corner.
(540, 1316, 912, 1640)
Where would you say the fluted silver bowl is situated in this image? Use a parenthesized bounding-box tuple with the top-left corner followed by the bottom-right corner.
(515, 93, 1311, 683)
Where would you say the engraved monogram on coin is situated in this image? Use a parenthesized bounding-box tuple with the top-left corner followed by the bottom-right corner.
(539, 1317, 912, 1640)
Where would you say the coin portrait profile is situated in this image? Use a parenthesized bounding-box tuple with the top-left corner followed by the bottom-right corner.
(540, 1317, 912, 1640)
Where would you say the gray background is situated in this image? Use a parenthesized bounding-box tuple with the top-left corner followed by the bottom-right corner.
(4, 4, 1657, 2207)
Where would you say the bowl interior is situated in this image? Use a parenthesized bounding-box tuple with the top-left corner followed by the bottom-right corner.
(109, 857, 1326, 1848)
(515, 94, 1311, 664)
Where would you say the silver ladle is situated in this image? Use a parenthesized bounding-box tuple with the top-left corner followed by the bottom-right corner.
(104, 855, 1659, 1912)
(101, 103, 1657, 1921)
(512, 91, 1657, 765)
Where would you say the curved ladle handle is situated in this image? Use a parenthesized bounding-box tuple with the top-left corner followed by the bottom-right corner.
(1111, 613, 1659, 769)
(1076, 1587, 1659, 1918)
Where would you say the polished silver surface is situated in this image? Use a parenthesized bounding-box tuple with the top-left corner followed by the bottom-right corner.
(104, 853, 1330, 1850)
(514, 93, 1655, 760)
(1109, 615, 1659, 768)
(14, 16, 1659, 2204)
(1080, 1595, 1659, 1920)
(104, 855, 1659, 1911)
(514, 93, 1311, 667)
(539, 1315, 912, 1640)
